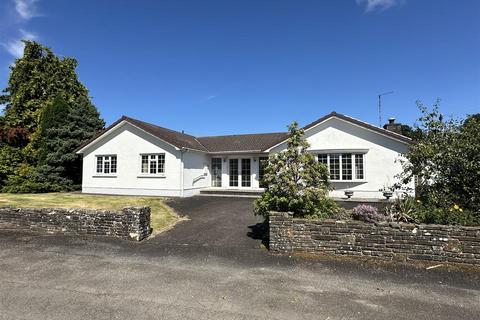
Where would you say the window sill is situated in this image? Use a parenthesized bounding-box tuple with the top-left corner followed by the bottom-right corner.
(137, 175, 166, 179)
(331, 179, 366, 183)
(92, 175, 117, 178)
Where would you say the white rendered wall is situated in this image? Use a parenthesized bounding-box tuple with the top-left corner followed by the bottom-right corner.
(270, 118, 413, 199)
(182, 151, 211, 195)
(81, 122, 184, 196)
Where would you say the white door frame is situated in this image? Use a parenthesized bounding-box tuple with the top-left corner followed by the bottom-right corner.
(227, 157, 252, 189)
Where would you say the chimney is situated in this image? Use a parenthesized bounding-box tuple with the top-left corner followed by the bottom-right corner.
(383, 117, 403, 135)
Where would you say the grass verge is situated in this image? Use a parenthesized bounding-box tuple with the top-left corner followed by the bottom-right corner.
(0, 192, 181, 234)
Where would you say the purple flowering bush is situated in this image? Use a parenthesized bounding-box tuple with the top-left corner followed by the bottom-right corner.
(352, 204, 388, 223)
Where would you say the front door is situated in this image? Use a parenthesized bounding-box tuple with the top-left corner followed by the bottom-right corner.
(228, 158, 251, 188)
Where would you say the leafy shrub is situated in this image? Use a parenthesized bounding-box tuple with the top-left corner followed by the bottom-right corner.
(398, 102, 480, 217)
(412, 201, 479, 226)
(385, 196, 418, 223)
(0, 145, 24, 185)
(329, 207, 352, 220)
(352, 204, 387, 223)
(254, 122, 335, 219)
(303, 197, 343, 219)
(1, 163, 75, 193)
(384, 196, 479, 226)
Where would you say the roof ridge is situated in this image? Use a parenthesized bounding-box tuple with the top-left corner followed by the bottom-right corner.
(339, 113, 412, 139)
(193, 136, 209, 151)
(123, 116, 199, 139)
(198, 132, 287, 139)
(301, 111, 411, 143)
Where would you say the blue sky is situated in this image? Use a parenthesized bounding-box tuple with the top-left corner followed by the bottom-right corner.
(1, 0, 479, 136)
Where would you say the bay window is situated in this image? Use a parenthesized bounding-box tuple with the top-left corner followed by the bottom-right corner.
(316, 153, 365, 181)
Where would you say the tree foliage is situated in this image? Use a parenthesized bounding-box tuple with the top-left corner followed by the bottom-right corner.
(0, 146, 24, 185)
(0, 41, 104, 192)
(398, 100, 480, 222)
(400, 124, 423, 141)
(254, 122, 338, 219)
(32, 96, 105, 188)
(0, 41, 89, 140)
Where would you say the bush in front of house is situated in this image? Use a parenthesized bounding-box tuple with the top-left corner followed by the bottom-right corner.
(387, 196, 480, 226)
(351, 204, 388, 223)
(254, 122, 340, 219)
(397, 101, 480, 226)
(351, 196, 480, 226)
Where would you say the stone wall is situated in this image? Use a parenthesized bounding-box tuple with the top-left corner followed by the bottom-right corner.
(269, 211, 480, 265)
(0, 206, 151, 241)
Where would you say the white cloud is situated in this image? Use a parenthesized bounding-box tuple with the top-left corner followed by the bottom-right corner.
(14, 0, 39, 20)
(3, 29, 36, 58)
(205, 95, 217, 101)
(1, 1, 42, 58)
(199, 95, 217, 103)
(356, 0, 401, 12)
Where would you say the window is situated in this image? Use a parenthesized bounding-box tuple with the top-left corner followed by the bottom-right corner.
(211, 158, 222, 187)
(355, 154, 364, 180)
(329, 154, 340, 180)
(341, 154, 352, 180)
(141, 154, 165, 175)
(96, 155, 117, 174)
(96, 157, 103, 173)
(316, 153, 365, 181)
(317, 154, 328, 166)
(259, 157, 268, 188)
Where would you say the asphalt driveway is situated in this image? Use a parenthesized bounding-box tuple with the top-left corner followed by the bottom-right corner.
(0, 196, 479, 320)
(162, 196, 265, 249)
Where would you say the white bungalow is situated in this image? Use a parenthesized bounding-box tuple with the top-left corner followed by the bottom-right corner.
(76, 112, 413, 199)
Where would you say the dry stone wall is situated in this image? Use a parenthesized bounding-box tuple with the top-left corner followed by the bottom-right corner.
(269, 211, 480, 265)
(0, 206, 151, 241)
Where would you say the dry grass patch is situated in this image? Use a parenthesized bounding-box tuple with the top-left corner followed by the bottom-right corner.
(0, 193, 181, 234)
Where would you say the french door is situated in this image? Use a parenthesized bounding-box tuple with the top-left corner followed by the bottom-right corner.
(229, 158, 251, 188)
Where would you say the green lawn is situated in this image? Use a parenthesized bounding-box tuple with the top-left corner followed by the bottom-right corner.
(0, 193, 181, 234)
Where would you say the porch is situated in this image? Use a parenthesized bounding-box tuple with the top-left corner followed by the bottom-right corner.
(208, 154, 269, 191)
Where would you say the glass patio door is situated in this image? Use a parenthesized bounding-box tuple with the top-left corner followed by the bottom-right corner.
(229, 158, 251, 188)
(229, 159, 239, 187)
(241, 159, 251, 187)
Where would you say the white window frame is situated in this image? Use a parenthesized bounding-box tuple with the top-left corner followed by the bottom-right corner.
(139, 153, 166, 177)
(95, 155, 117, 176)
(316, 152, 366, 182)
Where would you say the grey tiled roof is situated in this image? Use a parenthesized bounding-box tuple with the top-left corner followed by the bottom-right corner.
(122, 116, 208, 152)
(77, 112, 410, 154)
(197, 132, 288, 153)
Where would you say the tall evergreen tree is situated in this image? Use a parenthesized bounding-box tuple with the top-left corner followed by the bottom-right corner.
(0, 40, 104, 192)
(34, 96, 105, 188)
(0, 41, 89, 140)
